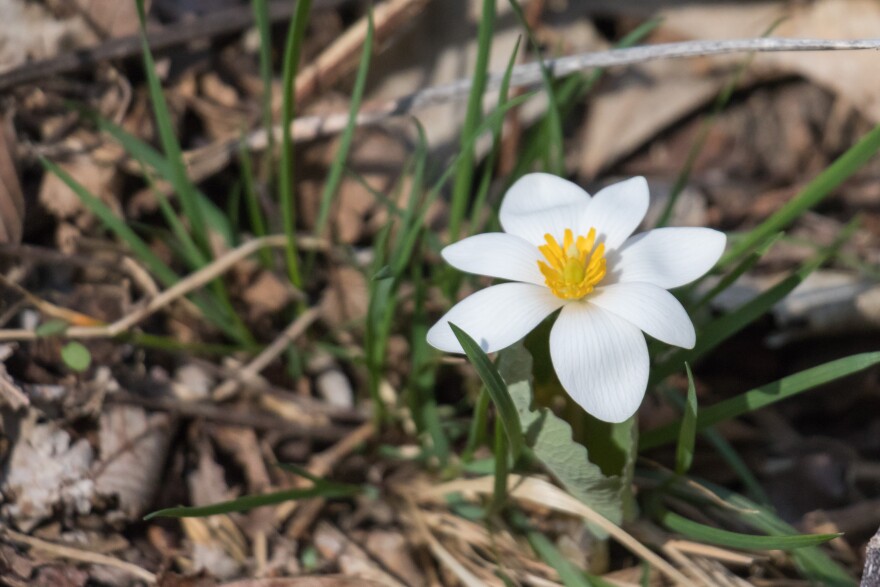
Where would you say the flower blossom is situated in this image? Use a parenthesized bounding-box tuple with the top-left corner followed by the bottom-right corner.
(427, 173, 726, 423)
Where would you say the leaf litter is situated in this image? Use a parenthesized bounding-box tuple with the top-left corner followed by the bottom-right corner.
(0, 1, 878, 585)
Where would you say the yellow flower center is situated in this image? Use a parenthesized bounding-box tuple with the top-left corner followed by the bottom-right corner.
(538, 227, 607, 300)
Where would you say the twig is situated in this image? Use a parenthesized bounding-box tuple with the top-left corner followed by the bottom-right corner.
(1, 527, 157, 584)
(105, 391, 356, 442)
(182, 35, 880, 174)
(279, 421, 375, 536)
(295, 0, 429, 104)
(0, 0, 346, 92)
(211, 307, 321, 401)
(0, 234, 327, 342)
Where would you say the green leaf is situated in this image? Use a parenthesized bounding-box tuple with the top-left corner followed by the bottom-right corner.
(144, 482, 361, 520)
(642, 352, 880, 451)
(498, 342, 623, 526)
(36, 320, 69, 337)
(674, 364, 698, 475)
(449, 323, 524, 460)
(658, 507, 839, 550)
(61, 342, 91, 372)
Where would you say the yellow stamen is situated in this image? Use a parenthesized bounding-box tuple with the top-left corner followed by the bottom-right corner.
(537, 227, 606, 300)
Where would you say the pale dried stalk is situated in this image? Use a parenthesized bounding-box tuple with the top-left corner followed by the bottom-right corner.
(211, 307, 321, 401)
(295, 0, 429, 103)
(182, 35, 880, 177)
(2, 527, 157, 584)
(0, 234, 327, 342)
(427, 475, 697, 586)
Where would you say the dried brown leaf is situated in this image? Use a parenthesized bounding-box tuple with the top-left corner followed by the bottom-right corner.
(93, 405, 173, 521)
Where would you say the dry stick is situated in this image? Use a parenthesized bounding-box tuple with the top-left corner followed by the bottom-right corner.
(211, 307, 321, 401)
(185, 35, 880, 171)
(106, 392, 354, 442)
(2, 528, 157, 584)
(294, 0, 430, 104)
(0, 0, 348, 92)
(278, 422, 376, 536)
(0, 234, 327, 342)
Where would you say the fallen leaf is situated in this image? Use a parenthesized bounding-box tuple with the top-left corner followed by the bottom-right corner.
(662, 0, 880, 123)
(319, 266, 368, 331)
(93, 405, 173, 521)
(1, 411, 95, 531)
(72, 0, 148, 38)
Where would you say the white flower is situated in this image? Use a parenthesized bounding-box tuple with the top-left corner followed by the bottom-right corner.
(427, 173, 726, 423)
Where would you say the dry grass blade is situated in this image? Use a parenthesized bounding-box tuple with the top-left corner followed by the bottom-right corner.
(0, 234, 327, 342)
(426, 475, 697, 586)
(1, 527, 157, 584)
(294, 0, 429, 103)
(212, 307, 321, 401)
(404, 497, 486, 587)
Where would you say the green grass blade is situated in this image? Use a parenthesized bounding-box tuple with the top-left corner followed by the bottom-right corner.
(720, 121, 880, 268)
(144, 482, 361, 519)
(41, 158, 178, 287)
(238, 142, 272, 267)
(134, 157, 207, 270)
(134, 0, 210, 256)
(643, 471, 854, 585)
(505, 17, 661, 189)
(509, 509, 609, 587)
(508, 0, 563, 175)
(674, 364, 697, 475)
(311, 9, 374, 255)
(490, 418, 509, 514)
(278, 0, 312, 287)
(251, 0, 276, 165)
(469, 36, 521, 235)
(89, 113, 233, 244)
(658, 508, 839, 550)
(653, 219, 857, 383)
(448, 0, 496, 243)
(642, 351, 880, 451)
(655, 18, 782, 228)
(449, 323, 524, 460)
(462, 387, 490, 462)
(691, 232, 783, 311)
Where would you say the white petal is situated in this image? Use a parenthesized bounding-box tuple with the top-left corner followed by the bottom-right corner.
(500, 173, 590, 218)
(427, 283, 564, 354)
(550, 303, 649, 423)
(442, 233, 544, 286)
(588, 283, 695, 348)
(580, 177, 649, 250)
(499, 173, 592, 245)
(609, 227, 727, 289)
